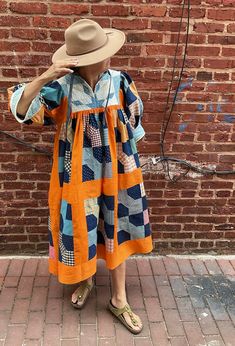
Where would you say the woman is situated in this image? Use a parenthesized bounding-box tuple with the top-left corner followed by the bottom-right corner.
(8, 19, 153, 334)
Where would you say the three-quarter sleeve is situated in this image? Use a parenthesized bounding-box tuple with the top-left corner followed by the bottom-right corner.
(120, 71, 145, 142)
(7, 80, 65, 126)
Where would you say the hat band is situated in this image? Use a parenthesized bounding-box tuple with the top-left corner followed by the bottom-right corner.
(66, 35, 108, 56)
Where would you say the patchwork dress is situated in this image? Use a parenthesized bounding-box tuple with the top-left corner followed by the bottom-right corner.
(8, 69, 153, 284)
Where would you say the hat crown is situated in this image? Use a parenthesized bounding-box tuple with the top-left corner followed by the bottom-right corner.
(65, 19, 107, 56)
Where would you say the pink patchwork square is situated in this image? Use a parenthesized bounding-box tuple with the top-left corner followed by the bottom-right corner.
(49, 245, 55, 259)
(143, 209, 149, 225)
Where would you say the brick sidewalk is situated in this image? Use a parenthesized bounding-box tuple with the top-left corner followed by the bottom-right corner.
(0, 256, 235, 346)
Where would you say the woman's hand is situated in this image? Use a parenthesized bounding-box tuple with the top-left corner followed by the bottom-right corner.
(40, 58, 79, 83)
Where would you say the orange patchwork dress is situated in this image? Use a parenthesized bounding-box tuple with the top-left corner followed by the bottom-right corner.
(8, 69, 153, 284)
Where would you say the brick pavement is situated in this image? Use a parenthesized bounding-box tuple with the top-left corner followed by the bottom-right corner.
(0, 256, 235, 346)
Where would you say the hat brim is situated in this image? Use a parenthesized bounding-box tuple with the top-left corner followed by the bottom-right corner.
(51, 28, 126, 66)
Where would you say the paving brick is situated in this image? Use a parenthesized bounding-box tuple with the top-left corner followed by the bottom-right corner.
(22, 258, 39, 276)
(45, 298, 62, 323)
(11, 298, 30, 323)
(176, 258, 194, 276)
(190, 259, 208, 275)
(169, 276, 188, 297)
(144, 297, 163, 322)
(227, 305, 235, 325)
(197, 276, 218, 298)
(157, 285, 177, 309)
(154, 275, 169, 286)
(30, 286, 48, 311)
(175, 297, 197, 321)
(4, 325, 25, 346)
(183, 321, 207, 346)
(34, 276, 50, 287)
(7, 259, 24, 277)
(126, 258, 139, 276)
(0, 311, 10, 339)
(36, 258, 49, 276)
(204, 259, 222, 275)
(98, 338, 116, 346)
(205, 296, 230, 321)
(0, 259, 10, 277)
(204, 335, 225, 346)
(195, 308, 219, 335)
(98, 310, 115, 337)
(80, 324, 97, 346)
(3, 276, 19, 288)
(22, 340, 42, 346)
(149, 322, 170, 346)
(187, 284, 205, 308)
(150, 258, 166, 276)
(169, 336, 188, 346)
(126, 276, 141, 287)
(25, 311, 45, 339)
(212, 274, 235, 306)
(43, 323, 60, 346)
(80, 296, 97, 324)
(0, 287, 17, 311)
(48, 275, 63, 298)
(140, 275, 157, 297)
(217, 259, 235, 276)
(134, 337, 153, 346)
(163, 257, 180, 276)
(115, 322, 134, 346)
(96, 286, 111, 310)
(61, 340, 79, 346)
(17, 276, 34, 299)
(127, 285, 145, 309)
(137, 258, 152, 276)
(216, 320, 235, 346)
(61, 309, 80, 339)
(163, 309, 184, 337)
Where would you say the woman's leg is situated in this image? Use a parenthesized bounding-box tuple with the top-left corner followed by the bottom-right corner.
(110, 261, 142, 331)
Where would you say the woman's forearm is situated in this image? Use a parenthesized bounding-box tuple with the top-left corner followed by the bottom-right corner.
(16, 74, 52, 116)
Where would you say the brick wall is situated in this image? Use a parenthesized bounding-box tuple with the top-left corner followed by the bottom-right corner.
(0, 1, 235, 254)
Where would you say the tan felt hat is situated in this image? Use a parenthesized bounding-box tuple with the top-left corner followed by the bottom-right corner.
(52, 19, 126, 66)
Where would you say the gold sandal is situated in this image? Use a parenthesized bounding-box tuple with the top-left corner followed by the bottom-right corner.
(71, 279, 94, 309)
(107, 299, 143, 334)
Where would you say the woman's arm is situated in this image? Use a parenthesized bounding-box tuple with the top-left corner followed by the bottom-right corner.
(16, 58, 79, 116)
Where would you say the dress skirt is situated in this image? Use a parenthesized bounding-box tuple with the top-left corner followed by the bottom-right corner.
(8, 69, 153, 284)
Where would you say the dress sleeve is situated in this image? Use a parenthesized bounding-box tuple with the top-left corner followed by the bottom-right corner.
(120, 71, 145, 142)
(7, 80, 65, 126)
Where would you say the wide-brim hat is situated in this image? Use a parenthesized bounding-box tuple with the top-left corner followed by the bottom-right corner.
(52, 19, 126, 66)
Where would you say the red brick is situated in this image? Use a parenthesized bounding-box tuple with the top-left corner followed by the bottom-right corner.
(136, 258, 152, 276)
(10, 2, 47, 14)
(149, 322, 170, 346)
(30, 287, 48, 311)
(4, 325, 25, 346)
(80, 324, 97, 346)
(25, 311, 45, 339)
(145, 297, 163, 322)
(157, 286, 177, 309)
(131, 6, 167, 17)
(0, 311, 10, 339)
(7, 259, 24, 276)
(0, 259, 10, 276)
(175, 259, 194, 275)
(50, 3, 89, 15)
(11, 299, 30, 323)
(61, 310, 80, 339)
(0, 287, 17, 311)
(98, 310, 115, 337)
(43, 324, 60, 346)
(183, 321, 207, 345)
(216, 259, 235, 276)
(164, 309, 184, 336)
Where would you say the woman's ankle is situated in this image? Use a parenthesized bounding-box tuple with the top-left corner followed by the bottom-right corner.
(111, 294, 127, 307)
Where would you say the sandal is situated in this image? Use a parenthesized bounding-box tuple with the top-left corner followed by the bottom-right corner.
(71, 279, 94, 309)
(107, 299, 143, 334)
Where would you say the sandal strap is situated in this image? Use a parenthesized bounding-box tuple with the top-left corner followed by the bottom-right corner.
(73, 281, 94, 300)
(109, 301, 139, 326)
